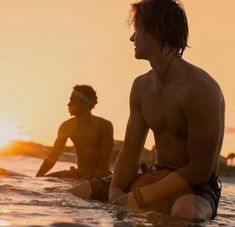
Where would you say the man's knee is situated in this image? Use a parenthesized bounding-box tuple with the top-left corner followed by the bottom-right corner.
(170, 194, 213, 222)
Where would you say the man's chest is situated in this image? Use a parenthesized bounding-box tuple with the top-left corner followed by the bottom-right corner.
(69, 121, 101, 143)
(140, 90, 187, 135)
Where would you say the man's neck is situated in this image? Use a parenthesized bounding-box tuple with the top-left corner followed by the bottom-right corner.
(149, 53, 179, 81)
(148, 48, 180, 82)
(75, 111, 92, 118)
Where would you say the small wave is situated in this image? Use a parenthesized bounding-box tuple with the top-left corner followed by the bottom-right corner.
(29, 199, 72, 207)
(0, 184, 41, 196)
(50, 223, 92, 227)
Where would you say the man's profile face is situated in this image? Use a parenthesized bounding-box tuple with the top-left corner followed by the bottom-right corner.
(130, 27, 159, 60)
(130, 28, 146, 59)
(67, 95, 87, 116)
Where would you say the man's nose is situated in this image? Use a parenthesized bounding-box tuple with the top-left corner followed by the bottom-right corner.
(130, 32, 135, 42)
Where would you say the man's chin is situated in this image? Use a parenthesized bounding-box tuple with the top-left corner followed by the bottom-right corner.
(135, 53, 148, 61)
(135, 52, 143, 60)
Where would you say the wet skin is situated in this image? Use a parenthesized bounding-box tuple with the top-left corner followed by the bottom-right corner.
(110, 28, 224, 221)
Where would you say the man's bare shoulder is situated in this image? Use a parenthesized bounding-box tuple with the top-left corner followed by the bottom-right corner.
(133, 69, 154, 84)
(58, 117, 77, 131)
(171, 60, 219, 94)
(61, 117, 77, 125)
(181, 63, 224, 107)
(92, 116, 113, 127)
(131, 70, 155, 97)
(189, 64, 220, 87)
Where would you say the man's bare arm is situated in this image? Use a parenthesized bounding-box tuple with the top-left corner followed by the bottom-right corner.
(36, 123, 68, 177)
(176, 82, 224, 184)
(94, 121, 114, 178)
(109, 78, 149, 201)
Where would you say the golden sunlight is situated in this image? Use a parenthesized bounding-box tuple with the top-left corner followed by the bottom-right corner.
(0, 120, 30, 147)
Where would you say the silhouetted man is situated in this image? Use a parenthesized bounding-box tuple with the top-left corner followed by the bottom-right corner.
(109, 0, 224, 222)
(36, 85, 114, 180)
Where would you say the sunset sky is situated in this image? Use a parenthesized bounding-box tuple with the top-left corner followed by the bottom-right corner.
(0, 0, 234, 156)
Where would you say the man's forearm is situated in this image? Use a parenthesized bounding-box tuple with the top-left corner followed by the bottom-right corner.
(110, 150, 139, 199)
(36, 159, 56, 177)
(140, 171, 189, 204)
(36, 146, 62, 177)
(139, 163, 210, 205)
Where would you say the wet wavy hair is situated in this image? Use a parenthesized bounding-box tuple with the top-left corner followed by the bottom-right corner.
(73, 85, 98, 108)
(129, 0, 189, 56)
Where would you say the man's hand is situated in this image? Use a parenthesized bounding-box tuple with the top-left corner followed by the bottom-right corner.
(109, 187, 126, 202)
(35, 172, 44, 177)
(68, 181, 92, 199)
(111, 192, 140, 210)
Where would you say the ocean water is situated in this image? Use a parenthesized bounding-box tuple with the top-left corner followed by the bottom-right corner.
(0, 156, 234, 227)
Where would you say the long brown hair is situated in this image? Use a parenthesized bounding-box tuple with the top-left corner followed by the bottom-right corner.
(129, 0, 189, 56)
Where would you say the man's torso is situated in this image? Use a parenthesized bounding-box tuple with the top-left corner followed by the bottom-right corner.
(136, 61, 223, 172)
(62, 116, 108, 174)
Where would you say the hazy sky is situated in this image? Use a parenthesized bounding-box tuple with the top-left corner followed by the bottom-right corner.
(0, 0, 234, 155)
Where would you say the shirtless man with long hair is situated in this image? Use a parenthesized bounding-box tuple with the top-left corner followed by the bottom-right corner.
(109, 0, 224, 222)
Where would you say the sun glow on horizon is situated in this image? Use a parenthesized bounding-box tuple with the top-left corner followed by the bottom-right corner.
(0, 120, 31, 147)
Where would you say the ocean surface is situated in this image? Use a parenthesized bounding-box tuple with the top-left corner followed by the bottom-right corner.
(0, 156, 234, 227)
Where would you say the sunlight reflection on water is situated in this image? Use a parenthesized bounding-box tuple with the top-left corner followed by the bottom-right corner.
(0, 220, 11, 227)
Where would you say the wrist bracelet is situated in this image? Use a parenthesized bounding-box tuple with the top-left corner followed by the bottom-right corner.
(133, 187, 147, 209)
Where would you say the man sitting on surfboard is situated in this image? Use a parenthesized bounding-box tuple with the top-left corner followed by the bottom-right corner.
(36, 85, 114, 179)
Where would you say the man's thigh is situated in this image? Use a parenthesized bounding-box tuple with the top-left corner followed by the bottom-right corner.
(170, 194, 213, 222)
